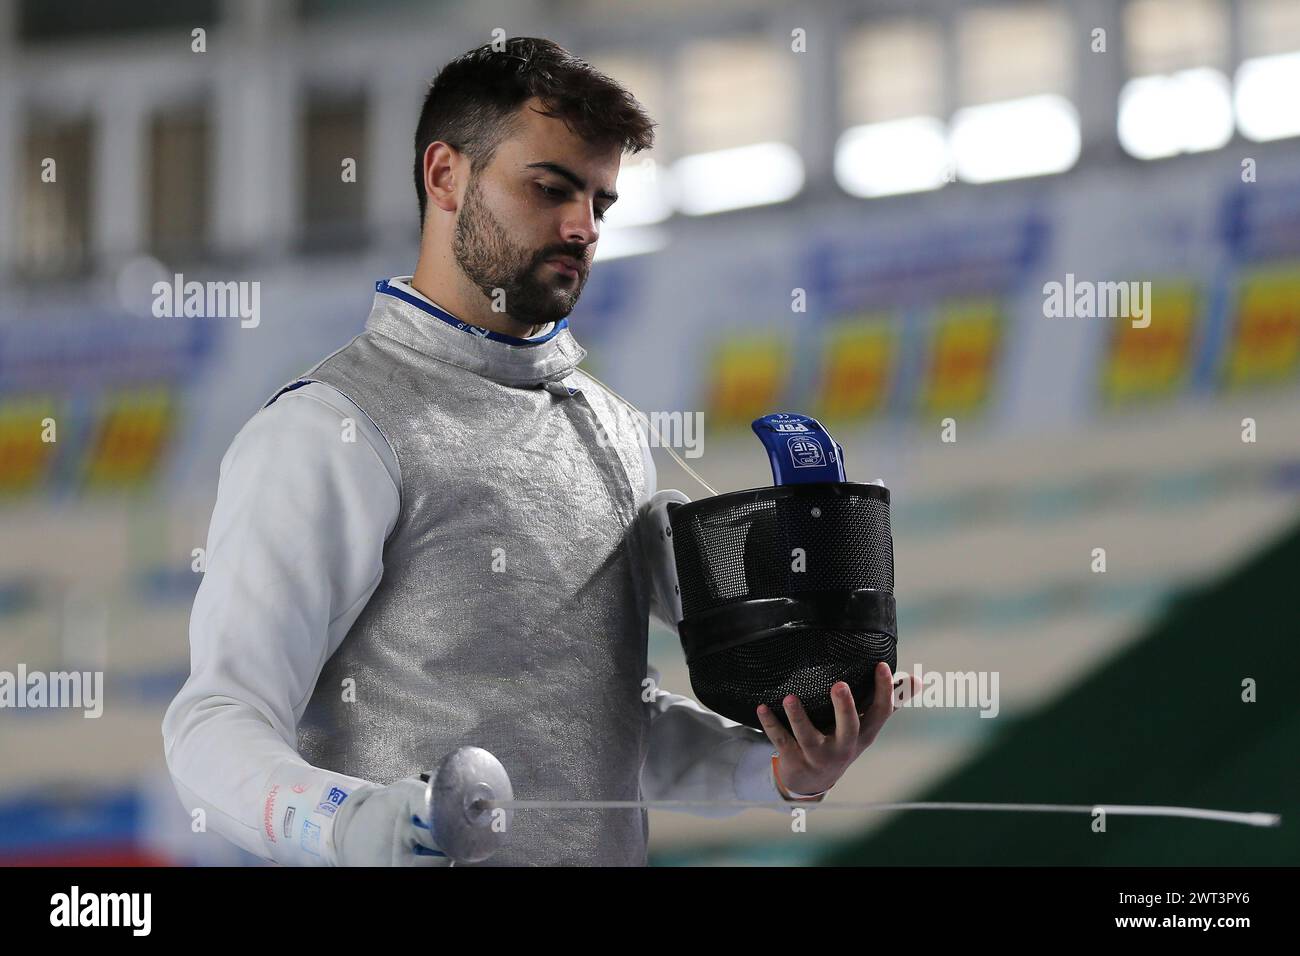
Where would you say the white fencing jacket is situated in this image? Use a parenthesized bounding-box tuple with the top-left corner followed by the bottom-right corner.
(161, 277, 786, 866)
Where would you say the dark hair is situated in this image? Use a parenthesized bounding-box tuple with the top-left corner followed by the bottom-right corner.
(413, 37, 656, 226)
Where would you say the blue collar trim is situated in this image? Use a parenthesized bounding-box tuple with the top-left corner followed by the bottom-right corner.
(375, 279, 567, 346)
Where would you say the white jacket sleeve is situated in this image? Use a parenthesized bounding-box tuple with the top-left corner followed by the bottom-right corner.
(630, 415, 787, 815)
(640, 666, 786, 817)
(161, 382, 401, 865)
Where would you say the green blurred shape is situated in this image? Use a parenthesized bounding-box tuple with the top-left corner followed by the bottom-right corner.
(820, 517, 1300, 866)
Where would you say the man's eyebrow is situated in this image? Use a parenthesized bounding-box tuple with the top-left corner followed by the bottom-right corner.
(525, 161, 618, 203)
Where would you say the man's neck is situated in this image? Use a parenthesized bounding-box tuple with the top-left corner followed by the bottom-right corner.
(409, 253, 547, 339)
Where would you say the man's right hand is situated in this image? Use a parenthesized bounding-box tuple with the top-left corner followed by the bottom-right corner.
(332, 776, 447, 866)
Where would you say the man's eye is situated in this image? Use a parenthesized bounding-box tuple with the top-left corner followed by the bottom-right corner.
(539, 182, 607, 221)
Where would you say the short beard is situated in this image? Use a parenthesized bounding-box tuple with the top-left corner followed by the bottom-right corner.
(452, 172, 587, 328)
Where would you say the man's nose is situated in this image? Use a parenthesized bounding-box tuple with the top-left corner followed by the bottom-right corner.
(561, 202, 599, 246)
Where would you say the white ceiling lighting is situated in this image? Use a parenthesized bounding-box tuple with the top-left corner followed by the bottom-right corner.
(1118, 68, 1234, 159)
(950, 95, 1080, 183)
(1235, 52, 1300, 142)
(672, 142, 804, 216)
(593, 225, 668, 262)
(604, 156, 673, 228)
(835, 117, 951, 197)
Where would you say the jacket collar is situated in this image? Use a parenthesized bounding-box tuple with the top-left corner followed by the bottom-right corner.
(365, 277, 587, 387)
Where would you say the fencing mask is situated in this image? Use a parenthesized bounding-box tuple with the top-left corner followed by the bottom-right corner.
(641, 413, 896, 734)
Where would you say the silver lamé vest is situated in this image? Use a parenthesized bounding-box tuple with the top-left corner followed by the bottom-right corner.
(282, 283, 654, 866)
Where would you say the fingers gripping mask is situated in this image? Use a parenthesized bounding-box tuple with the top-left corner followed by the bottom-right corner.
(641, 414, 897, 735)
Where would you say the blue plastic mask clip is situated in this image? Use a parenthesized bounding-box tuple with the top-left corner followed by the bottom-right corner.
(751, 413, 847, 486)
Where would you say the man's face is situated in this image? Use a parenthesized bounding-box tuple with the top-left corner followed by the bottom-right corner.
(452, 97, 622, 328)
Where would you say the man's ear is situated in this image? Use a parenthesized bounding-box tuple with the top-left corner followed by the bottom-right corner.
(423, 141, 463, 215)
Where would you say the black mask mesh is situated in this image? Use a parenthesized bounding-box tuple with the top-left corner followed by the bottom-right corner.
(669, 484, 896, 734)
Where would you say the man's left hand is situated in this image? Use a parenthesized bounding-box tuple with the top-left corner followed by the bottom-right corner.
(755, 661, 919, 800)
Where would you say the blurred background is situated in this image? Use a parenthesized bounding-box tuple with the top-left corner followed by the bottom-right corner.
(0, 0, 1297, 866)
